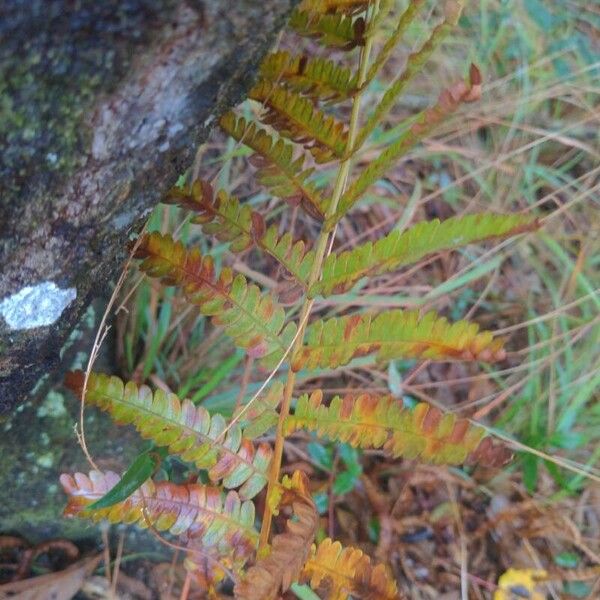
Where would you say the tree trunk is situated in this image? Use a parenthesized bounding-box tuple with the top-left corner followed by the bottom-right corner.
(0, 0, 296, 412)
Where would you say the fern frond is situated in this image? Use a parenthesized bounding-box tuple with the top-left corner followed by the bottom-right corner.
(166, 180, 255, 253)
(235, 472, 318, 600)
(249, 80, 348, 163)
(60, 471, 258, 560)
(292, 309, 505, 371)
(311, 213, 538, 297)
(135, 232, 297, 368)
(259, 51, 357, 102)
(65, 371, 271, 500)
(220, 112, 325, 221)
(302, 537, 402, 600)
(328, 64, 482, 227)
(165, 181, 315, 286)
(299, 0, 369, 16)
(357, 1, 462, 147)
(286, 391, 513, 467)
(233, 381, 284, 439)
(289, 10, 365, 50)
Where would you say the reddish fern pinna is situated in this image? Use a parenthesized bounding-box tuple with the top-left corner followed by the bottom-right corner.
(60, 0, 538, 597)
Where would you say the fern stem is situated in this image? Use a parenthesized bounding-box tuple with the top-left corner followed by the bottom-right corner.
(259, 1, 379, 550)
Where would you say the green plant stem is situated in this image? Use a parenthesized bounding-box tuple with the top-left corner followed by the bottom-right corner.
(258, 2, 378, 550)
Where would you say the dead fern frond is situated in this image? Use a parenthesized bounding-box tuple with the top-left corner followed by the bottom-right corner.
(302, 537, 402, 600)
(234, 471, 318, 600)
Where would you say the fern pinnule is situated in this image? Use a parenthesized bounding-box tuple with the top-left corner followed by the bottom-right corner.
(233, 381, 283, 439)
(234, 471, 318, 600)
(165, 180, 255, 253)
(302, 537, 402, 600)
(310, 212, 539, 297)
(293, 309, 506, 371)
(249, 80, 348, 163)
(166, 181, 315, 286)
(329, 63, 482, 227)
(65, 371, 272, 499)
(219, 112, 325, 221)
(259, 51, 357, 103)
(60, 471, 258, 560)
(289, 10, 366, 50)
(285, 391, 513, 467)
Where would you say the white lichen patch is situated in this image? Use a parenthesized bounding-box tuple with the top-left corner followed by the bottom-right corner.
(36, 390, 67, 418)
(36, 452, 55, 468)
(0, 281, 76, 330)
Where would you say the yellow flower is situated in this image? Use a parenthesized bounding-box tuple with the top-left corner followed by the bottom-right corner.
(493, 568, 547, 600)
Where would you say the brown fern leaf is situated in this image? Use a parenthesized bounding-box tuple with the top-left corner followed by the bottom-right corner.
(292, 309, 506, 371)
(249, 80, 348, 163)
(65, 370, 272, 499)
(165, 180, 315, 286)
(234, 472, 318, 600)
(302, 538, 402, 600)
(219, 112, 325, 221)
(259, 50, 357, 102)
(60, 471, 258, 562)
(285, 391, 513, 467)
(134, 232, 297, 368)
(289, 10, 366, 50)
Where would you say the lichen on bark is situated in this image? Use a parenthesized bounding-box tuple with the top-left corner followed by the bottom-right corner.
(0, 0, 297, 412)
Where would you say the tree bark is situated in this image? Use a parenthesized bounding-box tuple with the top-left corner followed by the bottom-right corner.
(0, 0, 296, 412)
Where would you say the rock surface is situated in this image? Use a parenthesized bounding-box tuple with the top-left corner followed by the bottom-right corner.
(0, 0, 296, 412)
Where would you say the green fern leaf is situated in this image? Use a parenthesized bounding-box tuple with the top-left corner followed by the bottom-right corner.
(292, 309, 505, 371)
(165, 181, 315, 286)
(134, 232, 297, 368)
(60, 470, 258, 561)
(286, 391, 512, 467)
(357, 1, 463, 147)
(311, 213, 538, 297)
(249, 80, 348, 163)
(65, 371, 271, 499)
(328, 64, 482, 227)
(289, 9, 365, 50)
(259, 50, 357, 102)
(219, 112, 325, 221)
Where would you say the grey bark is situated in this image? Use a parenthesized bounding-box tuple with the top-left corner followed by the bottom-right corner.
(0, 0, 296, 412)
